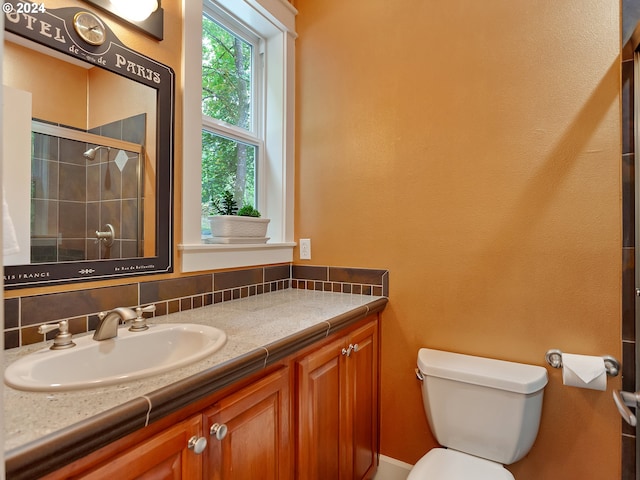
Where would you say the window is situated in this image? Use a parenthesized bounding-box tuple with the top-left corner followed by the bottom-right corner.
(201, 11, 260, 236)
(181, 0, 296, 272)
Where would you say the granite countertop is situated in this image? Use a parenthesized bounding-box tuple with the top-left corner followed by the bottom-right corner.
(3, 289, 387, 478)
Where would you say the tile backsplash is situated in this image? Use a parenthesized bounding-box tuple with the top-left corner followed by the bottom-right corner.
(4, 264, 389, 350)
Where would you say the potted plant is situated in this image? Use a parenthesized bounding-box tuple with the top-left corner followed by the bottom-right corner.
(208, 191, 270, 243)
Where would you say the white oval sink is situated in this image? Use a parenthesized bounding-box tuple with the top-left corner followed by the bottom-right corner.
(5, 323, 227, 392)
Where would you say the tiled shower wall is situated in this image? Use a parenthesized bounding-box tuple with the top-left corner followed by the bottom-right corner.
(31, 132, 91, 263)
(3, 264, 389, 350)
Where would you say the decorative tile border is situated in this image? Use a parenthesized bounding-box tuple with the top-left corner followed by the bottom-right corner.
(291, 265, 389, 297)
(3, 264, 388, 350)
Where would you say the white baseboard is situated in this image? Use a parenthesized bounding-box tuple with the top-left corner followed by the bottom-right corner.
(373, 455, 413, 480)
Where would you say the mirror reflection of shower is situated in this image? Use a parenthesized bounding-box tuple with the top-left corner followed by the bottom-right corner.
(83, 145, 111, 160)
(26, 119, 145, 263)
(95, 223, 115, 259)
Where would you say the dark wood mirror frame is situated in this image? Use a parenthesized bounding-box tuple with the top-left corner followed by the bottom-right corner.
(3, 1, 174, 289)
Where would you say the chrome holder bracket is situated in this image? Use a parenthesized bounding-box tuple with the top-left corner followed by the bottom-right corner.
(545, 348, 620, 377)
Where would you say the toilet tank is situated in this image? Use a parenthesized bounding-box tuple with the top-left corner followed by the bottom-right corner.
(417, 348, 548, 465)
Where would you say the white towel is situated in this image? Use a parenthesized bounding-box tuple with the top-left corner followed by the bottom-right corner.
(3, 192, 20, 256)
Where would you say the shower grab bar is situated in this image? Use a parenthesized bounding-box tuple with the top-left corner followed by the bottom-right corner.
(613, 390, 640, 427)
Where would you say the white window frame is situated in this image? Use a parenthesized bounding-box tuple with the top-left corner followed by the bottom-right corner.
(180, 0, 296, 272)
(202, 7, 262, 157)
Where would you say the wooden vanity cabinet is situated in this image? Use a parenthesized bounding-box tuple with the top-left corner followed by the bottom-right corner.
(296, 319, 379, 480)
(42, 369, 289, 480)
(37, 314, 380, 480)
(203, 367, 292, 479)
(75, 415, 203, 479)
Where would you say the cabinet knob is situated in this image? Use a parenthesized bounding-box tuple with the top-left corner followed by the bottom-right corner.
(210, 422, 228, 440)
(187, 435, 207, 454)
(341, 343, 359, 357)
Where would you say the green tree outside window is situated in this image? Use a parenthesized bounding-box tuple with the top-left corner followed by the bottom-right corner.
(201, 15, 256, 232)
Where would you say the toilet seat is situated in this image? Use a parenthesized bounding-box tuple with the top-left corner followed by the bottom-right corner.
(407, 448, 515, 480)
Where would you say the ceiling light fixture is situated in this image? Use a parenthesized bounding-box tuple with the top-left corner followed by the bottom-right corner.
(82, 0, 164, 40)
(109, 0, 158, 22)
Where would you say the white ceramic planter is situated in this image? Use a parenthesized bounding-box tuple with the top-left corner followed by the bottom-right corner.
(208, 215, 270, 243)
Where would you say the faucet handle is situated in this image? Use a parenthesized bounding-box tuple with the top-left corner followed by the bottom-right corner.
(129, 304, 156, 332)
(136, 304, 157, 315)
(38, 320, 76, 350)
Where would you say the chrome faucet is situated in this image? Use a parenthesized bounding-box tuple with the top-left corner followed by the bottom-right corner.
(93, 307, 138, 341)
(38, 320, 76, 350)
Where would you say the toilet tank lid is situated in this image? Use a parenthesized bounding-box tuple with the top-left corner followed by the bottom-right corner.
(417, 348, 548, 394)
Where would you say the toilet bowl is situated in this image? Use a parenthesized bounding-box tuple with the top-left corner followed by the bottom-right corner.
(409, 348, 548, 479)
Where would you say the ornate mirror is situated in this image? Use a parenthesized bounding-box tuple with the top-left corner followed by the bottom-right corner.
(3, 1, 174, 288)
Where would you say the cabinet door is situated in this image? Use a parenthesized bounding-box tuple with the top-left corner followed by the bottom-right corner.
(77, 415, 203, 479)
(347, 320, 379, 480)
(296, 336, 349, 480)
(203, 367, 292, 480)
(296, 319, 379, 480)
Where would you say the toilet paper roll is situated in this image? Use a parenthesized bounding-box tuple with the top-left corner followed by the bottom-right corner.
(561, 353, 607, 391)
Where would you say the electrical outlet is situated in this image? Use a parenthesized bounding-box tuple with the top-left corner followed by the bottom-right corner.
(300, 238, 311, 260)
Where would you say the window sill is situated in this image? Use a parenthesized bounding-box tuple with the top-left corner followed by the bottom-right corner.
(179, 242, 295, 272)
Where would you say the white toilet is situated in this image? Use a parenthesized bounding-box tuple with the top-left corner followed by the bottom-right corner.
(409, 348, 548, 480)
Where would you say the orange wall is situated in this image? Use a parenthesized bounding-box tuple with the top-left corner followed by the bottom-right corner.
(2, 0, 624, 477)
(3, 41, 87, 128)
(294, 1, 622, 479)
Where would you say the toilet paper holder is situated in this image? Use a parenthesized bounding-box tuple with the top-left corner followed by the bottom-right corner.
(545, 349, 620, 377)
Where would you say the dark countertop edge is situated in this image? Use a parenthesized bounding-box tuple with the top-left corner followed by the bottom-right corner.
(6, 397, 151, 480)
(5, 296, 388, 479)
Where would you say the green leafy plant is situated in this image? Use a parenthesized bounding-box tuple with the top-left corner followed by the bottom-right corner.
(212, 191, 261, 217)
(212, 190, 238, 216)
(237, 205, 261, 217)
